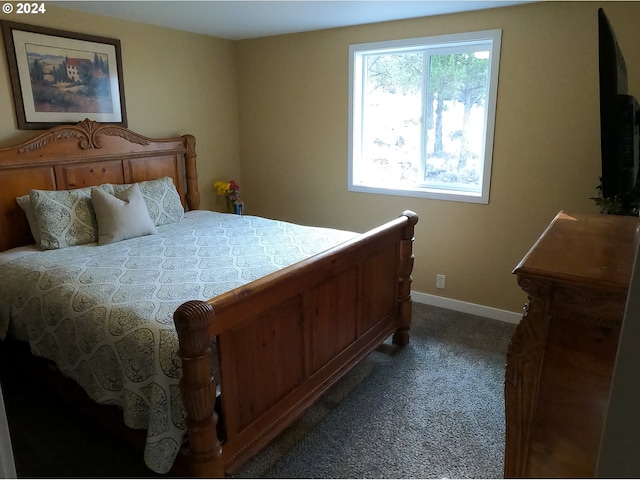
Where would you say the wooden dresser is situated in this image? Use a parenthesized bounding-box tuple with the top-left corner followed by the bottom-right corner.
(504, 211, 640, 478)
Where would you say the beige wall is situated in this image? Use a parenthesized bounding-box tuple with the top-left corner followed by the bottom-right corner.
(2, 2, 639, 314)
(236, 1, 640, 312)
(0, 5, 241, 211)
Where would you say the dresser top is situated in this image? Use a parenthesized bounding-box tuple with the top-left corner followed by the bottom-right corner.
(514, 211, 640, 290)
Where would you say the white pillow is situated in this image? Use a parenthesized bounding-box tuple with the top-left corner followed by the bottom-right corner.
(111, 177, 184, 226)
(91, 183, 158, 245)
(16, 194, 41, 245)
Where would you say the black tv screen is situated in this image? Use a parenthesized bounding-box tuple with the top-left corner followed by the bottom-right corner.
(598, 8, 639, 201)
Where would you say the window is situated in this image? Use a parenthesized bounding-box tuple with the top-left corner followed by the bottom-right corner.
(348, 30, 502, 204)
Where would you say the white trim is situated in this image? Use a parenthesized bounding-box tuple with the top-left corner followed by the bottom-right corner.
(348, 29, 502, 205)
(412, 291, 522, 324)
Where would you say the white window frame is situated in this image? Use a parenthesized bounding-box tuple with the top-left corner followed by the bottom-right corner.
(348, 29, 502, 204)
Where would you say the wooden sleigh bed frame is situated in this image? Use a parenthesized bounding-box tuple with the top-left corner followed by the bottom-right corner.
(0, 119, 418, 477)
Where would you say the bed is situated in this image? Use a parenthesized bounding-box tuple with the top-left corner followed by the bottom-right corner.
(0, 119, 418, 477)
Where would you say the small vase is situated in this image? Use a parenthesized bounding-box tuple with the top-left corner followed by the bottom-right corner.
(226, 198, 235, 213)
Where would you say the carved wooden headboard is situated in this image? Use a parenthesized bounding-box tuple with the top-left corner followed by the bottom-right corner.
(0, 119, 199, 252)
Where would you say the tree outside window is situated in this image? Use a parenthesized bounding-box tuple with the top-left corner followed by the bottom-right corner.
(349, 30, 502, 204)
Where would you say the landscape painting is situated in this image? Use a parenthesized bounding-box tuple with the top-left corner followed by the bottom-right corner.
(26, 44, 113, 114)
(1, 21, 127, 129)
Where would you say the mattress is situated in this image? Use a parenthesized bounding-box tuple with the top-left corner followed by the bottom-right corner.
(0, 210, 357, 473)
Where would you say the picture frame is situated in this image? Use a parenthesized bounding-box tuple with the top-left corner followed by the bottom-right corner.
(1, 20, 127, 130)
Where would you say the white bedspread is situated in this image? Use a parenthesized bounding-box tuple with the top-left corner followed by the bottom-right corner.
(0, 210, 357, 473)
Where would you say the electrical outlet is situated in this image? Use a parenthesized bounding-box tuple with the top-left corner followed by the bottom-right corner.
(436, 274, 446, 289)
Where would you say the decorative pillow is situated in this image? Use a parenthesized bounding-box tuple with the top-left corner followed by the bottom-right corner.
(112, 177, 184, 226)
(92, 183, 158, 245)
(16, 194, 41, 245)
(29, 184, 114, 250)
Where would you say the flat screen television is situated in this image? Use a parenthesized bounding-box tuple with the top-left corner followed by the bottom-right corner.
(598, 8, 640, 203)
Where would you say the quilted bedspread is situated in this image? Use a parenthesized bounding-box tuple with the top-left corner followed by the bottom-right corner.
(0, 210, 357, 473)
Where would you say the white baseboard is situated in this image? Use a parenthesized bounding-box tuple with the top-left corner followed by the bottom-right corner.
(412, 291, 522, 324)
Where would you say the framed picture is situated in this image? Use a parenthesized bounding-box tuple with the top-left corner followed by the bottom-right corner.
(1, 20, 127, 130)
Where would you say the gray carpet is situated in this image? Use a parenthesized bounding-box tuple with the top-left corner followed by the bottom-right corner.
(1, 303, 516, 478)
(236, 303, 515, 478)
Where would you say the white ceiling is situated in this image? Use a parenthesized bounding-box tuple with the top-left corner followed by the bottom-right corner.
(52, 1, 534, 40)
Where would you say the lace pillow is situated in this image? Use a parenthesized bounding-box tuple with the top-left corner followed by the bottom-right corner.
(112, 177, 184, 226)
(92, 183, 158, 245)
(29, 184, 114, 250)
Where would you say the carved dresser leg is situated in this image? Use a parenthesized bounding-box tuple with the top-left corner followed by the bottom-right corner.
(504, 278, 551, 477)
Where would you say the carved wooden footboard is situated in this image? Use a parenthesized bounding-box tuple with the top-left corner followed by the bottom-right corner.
(174, 210, 418, 477)
(0, 120, 418, 476)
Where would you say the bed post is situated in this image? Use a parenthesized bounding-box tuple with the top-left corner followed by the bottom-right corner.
(182, 134, 200, 210)
(393, 210, 418, 346)
(174, 300, 223, 477)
